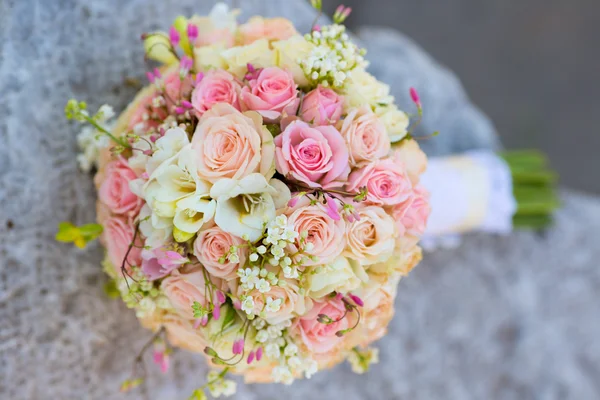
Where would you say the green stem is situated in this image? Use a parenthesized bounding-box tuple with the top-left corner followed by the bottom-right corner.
(84, 115, 129, 148)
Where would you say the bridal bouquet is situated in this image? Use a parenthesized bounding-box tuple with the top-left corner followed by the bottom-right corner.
(58, 2, 432, 397)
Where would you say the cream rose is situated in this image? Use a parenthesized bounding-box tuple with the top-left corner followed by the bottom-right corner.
(392, 139, 427, 185)
(339, 106, 390, 165)
(221, 39, 275, 78)
(375, 104, 409, 143)
(191, 103, 275, 182)
(344, 206, 397, 265)
(305, 256, 362, 299)
(272, 36, 315, 87)
(193, 226, 247, 280)
(342, 68, 394, 109)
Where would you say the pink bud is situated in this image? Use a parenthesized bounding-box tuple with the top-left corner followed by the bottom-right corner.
(153, 68, 162, 79)
(313, 24, 321, 32)
(409, 87, 421, 108)
(335, 5, 344, 14)
(200, 315, 208, 326)
(146, 71, 155, 83)
(349, 294, 364, 307)
(232, 339, 245, 355)
(325, 197, 341, 221)
(143, 149, 153, 156)
(247, 63, 256, 73)
(256, 347, 263, 361)
(169, 26, 180, 46)
(187, 23, 199, 42)
(342, 7, 352, 18)
(233, 299, 242, 310)
(247, 351, 255, 364)
(216, 290, 226, 305)
(212, 304, 221, 320)
(141, 172, 149, 180)
(152, 351, 170, 374)
(181, 100, 193, 109)
(149, 135, 157, 143)
(175, 106, 185, 115)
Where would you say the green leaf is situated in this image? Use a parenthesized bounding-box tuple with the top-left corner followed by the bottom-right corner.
(221, 306, 237, 333)
(79, 223, 103, 237)
(55, 222, 78, 242)
(103, 280, 120, 299)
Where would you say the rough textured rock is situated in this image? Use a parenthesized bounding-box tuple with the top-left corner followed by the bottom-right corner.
(1, 1, 598, 399)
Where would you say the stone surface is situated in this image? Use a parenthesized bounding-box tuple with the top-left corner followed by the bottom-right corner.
(1, 0, 599, 399)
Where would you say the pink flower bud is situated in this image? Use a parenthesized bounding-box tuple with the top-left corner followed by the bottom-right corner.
(195, 72, 204, 85)
(216, 290, 226, 305)
(409, 87, 421, 108)
(181, 100, 193, 109)
(324, 196, 341, 221)
(187, 23, 199, 42)
(247, 351, 255, 364)
(152, 351, 170, 374)
(146, 71, 155, 83)
(232, 339, 244, 355)
(153, 68, 162, 79)
(212, 304, 221, 320)
(348, 294, 364, 307)
(169, 26, 180, 46)
(256, 347, 263, 361)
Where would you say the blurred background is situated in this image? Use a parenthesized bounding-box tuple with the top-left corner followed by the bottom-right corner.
(323, 0, 600, 194)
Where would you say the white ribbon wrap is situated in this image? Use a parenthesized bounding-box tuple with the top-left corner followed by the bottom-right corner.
(420, 151, 517, 249)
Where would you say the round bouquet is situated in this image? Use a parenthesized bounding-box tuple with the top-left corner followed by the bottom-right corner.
(59, 2, 431, 396)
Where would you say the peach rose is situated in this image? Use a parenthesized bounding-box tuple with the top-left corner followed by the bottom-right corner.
(161, 264, 222, 319)
(242, 279, 307, 325)
(296, 298, 349, 354)
(344, 206, 397, 265)
(240, 67, 299, 122)
(190, 70, 242, 117)
(346, 157, 412, 206)
(193, 226, 246, 280)
(286, 200, 346, 266)
(238, 17, 298, 45)
(102, 216, 142, 273)
(392, 184, 431, 237)
(392, 139, 427, 185)
(98, 157, 142, 216)
(162, 314, 208, 353)
(300, 85, 343, 126)
(191, 103, 275, 182)
(339, 106, 390, 165)
(275, 121, 350, 189)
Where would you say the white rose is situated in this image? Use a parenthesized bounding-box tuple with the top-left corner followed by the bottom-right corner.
(342, 68, 394, 109)
(272, 36, 316, 87)
(374, 104, 410, 143)
(221, 39, 275, 78)
(305, 256, 362, 299)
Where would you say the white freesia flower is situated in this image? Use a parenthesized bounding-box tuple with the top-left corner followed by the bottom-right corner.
(342, 68, 394, 109)
(210, 174, 290, 242)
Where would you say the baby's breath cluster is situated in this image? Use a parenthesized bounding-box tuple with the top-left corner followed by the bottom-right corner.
(301, 24, 367, 89)
(112, 266, 170, 318)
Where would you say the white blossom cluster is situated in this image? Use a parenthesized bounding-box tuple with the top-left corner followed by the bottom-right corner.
(76, 104, 114, 172)
(301, 24, 367, 89)
(206, 370, 237, 397)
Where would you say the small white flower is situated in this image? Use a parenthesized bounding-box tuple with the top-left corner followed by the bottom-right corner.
(267, 324, 283, 339)
(287, 356, 302, 369)
(272, 365, 294, 385)
(257, 245, 267, 254)
(284, 343, 298, 357)
(256, 330, 269, 343)
(265, 342, 281, 358)
(256, 279, 271, 294)
(249, 253, 259, 262)
(241, 296, 255, 314)
(265, 297, 282, 313)
(304, 359, 319, 379)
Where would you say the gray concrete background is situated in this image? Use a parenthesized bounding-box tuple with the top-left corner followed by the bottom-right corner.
(324, 0, 600, 194)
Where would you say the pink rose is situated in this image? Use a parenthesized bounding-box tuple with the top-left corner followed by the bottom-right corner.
(141, 247, 189, 281)
(161, 265, 222, 319)
(240, 67, 299, 122)
(300, 85, 343, 126)
(98, 157, 142, 216)
(163, 70, 194, 107)
(192, 103, 275, 182)
(346, 157, 412, 206)
(102, 216, 142, 273)
(193, 227, 247, 280)
(339, 106, 390, 165)
(275, 120, 350, 189)
(296, 298, 349, 354)
(190, 70, 242, 117)
(286, 200, 346, 266)
(392, 184, 431, 237)
(238, 17, 298, 45)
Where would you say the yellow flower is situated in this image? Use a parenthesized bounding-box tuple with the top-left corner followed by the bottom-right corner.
(221, 39, 275, 78)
